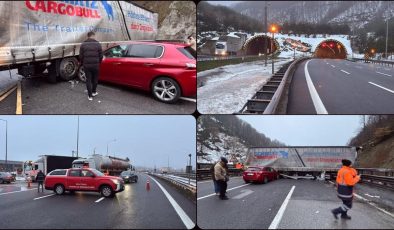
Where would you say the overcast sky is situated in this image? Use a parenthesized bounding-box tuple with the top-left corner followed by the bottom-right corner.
(0, 116, 195, 170)
(238, 115, 362, 146)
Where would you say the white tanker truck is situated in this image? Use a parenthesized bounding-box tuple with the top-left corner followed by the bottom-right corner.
(72, 154, 132, 176)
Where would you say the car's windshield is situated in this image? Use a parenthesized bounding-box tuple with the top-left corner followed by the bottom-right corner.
(90, 169, 104, 176)
(246, 167, 261, 172)
(121, 171, 130, 176)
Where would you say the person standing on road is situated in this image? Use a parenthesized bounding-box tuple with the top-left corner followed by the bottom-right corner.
(36, 170, 45, 193)
(210, 162, 219, 195)
(331, 159, 360, 220)
(79, 31, 103, 101)
(214, 157, 229, 200)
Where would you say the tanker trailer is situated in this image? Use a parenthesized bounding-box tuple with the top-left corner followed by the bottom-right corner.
(72, 154, 131, 176)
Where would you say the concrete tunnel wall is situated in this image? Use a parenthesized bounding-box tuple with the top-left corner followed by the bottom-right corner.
(314, 39, 348, 59)
(243, 35, 280, 56)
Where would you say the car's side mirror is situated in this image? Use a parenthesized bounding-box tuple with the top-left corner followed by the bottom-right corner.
(91, 174, 96, 178)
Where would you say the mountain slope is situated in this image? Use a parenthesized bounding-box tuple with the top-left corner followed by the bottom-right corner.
(197, 115, 285, 163)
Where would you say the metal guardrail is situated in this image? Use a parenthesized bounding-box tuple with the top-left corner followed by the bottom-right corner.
(352, 58, 394, 67)
(197, 168, 243, 181)
(360, 174, 394, 191)
(197, 54, 264, 62)
(237, 57, 310, 114)
(150, 173, 196, 194)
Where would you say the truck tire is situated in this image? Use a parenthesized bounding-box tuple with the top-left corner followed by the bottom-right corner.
(100, 185, 113, 198)
(59, 57, 79, 81)
(54, 184, 65, 195)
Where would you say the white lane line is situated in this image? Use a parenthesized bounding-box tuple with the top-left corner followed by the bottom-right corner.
(340, 70, 350, 75)
(368, 82, 394, 94)
(33, 194, 55, 200)
(376, 71, 392, 77)
(268, 185, 296, 229)
(0, 188, 37, 196)
(331, 65, 336, 68)
(180, 97, 196, 103)
(95, 197, 105, 203)
(197, 183, 250, 200)
(327, 181, 394, 218)
(149, 176, 195, 229)
(232, 189, 254, 199)
(304, 60, 328, 114)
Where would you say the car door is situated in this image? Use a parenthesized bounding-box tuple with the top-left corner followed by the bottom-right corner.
(116, 44, 163, 88)
(100, 44, 129, 83)
(67, 169, 81, 190)
(80, 169, 96, 191)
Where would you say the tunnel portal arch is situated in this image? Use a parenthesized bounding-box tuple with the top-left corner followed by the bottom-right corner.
(243, 35, 280, 56)
(314, 39, 348, 59)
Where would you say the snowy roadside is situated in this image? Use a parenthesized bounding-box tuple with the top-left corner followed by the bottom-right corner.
(197, 58, 293, 114)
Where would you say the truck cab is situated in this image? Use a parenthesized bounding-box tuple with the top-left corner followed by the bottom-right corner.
(45, 168, 124, 198)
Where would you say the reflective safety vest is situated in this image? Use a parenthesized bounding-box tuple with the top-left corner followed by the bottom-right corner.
(336, 166, 360, 200)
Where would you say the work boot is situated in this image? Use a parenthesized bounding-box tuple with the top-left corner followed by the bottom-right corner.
(341, 214, 351, 220)
(331, 208, 341, 219)
(220, 196, 229, 200)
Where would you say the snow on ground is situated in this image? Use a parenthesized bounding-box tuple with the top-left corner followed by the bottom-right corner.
(197, 58, 292, 114)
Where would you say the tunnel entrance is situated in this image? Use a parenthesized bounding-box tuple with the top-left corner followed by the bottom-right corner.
(314, 39, 347, 59)
(243, 35, 279, 56)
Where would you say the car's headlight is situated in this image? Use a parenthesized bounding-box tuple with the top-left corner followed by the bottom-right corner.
(125, 176, 129, 179)
(111, 179, 120, 184)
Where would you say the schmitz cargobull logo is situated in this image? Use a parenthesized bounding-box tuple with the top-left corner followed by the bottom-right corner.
(25, 1, 115, 20)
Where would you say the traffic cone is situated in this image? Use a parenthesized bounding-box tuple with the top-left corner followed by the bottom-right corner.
(146, 179, 150, 191)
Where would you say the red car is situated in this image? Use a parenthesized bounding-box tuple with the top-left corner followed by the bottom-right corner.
(44, 168, 124, 198)
(243, 166, 280, 184)
(79, 41, 196, 103)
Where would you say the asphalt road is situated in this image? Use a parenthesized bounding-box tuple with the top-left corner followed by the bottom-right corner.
(287, 59, 394, 114)
(197, 177, 394, 229)
(0, 173, 196, 229)
(0, 71, 195, 114)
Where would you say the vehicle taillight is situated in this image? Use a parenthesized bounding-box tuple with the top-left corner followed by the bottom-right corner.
(186, 63, 196, 69)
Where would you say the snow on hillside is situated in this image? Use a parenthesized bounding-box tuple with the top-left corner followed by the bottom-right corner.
(197, 129, 248, 164)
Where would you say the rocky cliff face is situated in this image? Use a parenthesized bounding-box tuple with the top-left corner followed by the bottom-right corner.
(132, 1, 196, 40)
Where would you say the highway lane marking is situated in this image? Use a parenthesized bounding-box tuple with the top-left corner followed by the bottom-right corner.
(368, 82, 394, 94)
(331, 65, 336, 68)
(268, 185, 296, 229)
(33, 194, 55, 200)
(197, 183, 250, 200)
(304, 60, 328, 114)
(95, 197, 105, 203)
(232, 189, 254, 199)
(180, 97, 196, 103)
(149, 176, 195, 229)
(340, 70, 350, 75)
(327, 181, 394, 218)
(0, 188, 37, 196)
(376, 71, 392, 77)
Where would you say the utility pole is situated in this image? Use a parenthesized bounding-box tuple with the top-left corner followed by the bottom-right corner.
(0, 119, 8, 172)
(264, 1, 268, 66)
(386, 17, 389, 59)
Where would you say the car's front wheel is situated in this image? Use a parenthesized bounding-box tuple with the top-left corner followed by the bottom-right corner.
(134, 177, 138, 183)
(152, 77, 181, 103)
(263, 176, 268, 184)
(54, 184, 65, 195)
(100, 185, 114, 198)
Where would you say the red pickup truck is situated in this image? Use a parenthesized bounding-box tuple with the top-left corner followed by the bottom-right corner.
(44, 168, 124, 198)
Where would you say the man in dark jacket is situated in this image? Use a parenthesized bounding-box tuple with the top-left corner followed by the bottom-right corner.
(36, 170, 45, 193)
(79, 32, 103, 100)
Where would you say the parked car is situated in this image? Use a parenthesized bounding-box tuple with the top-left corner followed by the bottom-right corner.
(243, 166, 279, 184)
(120, 171, 138, 183)
(44, 168, 124, 198)
(79, 41, 196, 104)
(0, 172, 14, 184)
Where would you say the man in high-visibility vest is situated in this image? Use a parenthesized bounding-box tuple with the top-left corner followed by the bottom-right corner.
(331, 159, 360, 220)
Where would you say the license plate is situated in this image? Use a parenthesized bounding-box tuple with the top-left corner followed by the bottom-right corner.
(247, 173, 254, 176)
